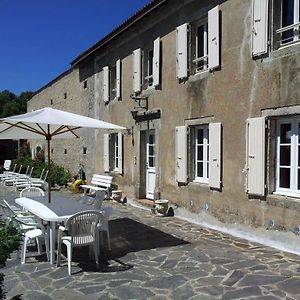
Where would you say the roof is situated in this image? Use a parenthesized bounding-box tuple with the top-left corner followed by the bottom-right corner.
(70, 0, 167, 66)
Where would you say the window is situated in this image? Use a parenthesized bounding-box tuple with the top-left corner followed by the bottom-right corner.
(110, 64, 117, 100)
(176, 5, 219, 79)
(191, 20, 208, 74)
(103, 132, 123, 174)
(272, 0, 300, 49)
(275, 118, 300, 196)
(132, 38, 160, 93)
(103, 59, 121, 102)
(111, 133, 119, 171)
(175, 122, 221, 189)
(143, 48, 154, 89)
(192, 126, 209, 183)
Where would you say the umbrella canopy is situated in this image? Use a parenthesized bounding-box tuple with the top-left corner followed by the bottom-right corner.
(0, 107, 126, 202)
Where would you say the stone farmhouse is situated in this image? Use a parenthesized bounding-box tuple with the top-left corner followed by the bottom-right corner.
(28, 0, 300, 230)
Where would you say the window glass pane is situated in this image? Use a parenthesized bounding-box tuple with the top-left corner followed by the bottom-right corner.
(207, 162, 209, 178)
(197, 146, 203, 160)
(298, 169, 300, 190)
(198, 129, 204, 142)
(282, 0, 295, 43)
(298, 123, 300, 142)
(282, 0, 295, 26)
(298, 146, 300, 167)
(280, 123, 292, 143)
(197, 162, 203, 177)
(149, 157, 154, 167)
(279, 168, 291, 188)
(149, 145, 154, 156)
(197, 25, 205, 59)
(280, 145, 291, 166)
(149, 134, 155, 144)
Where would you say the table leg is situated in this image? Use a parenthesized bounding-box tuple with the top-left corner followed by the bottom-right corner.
(49, 221, 57, 264)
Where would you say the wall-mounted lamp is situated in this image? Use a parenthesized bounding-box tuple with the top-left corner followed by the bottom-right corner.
(130, 94, 148, 110)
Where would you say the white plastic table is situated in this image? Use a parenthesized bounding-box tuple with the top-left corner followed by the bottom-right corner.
(15, 195, 112, 264)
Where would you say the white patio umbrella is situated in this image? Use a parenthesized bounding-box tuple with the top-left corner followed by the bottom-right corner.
(0, 107, 125, 203)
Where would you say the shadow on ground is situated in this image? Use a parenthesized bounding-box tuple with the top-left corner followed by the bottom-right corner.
(60, 217, 189, 274)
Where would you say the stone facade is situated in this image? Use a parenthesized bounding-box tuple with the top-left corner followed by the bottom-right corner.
(29, 0, 300, 231)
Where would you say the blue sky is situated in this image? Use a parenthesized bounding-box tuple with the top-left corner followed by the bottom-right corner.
(0, 0, 150, 96)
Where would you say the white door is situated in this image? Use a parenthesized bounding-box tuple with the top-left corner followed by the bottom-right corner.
(146, 130, 156, 199)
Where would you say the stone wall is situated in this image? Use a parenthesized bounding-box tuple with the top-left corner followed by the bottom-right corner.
(28, 0, 300, 231)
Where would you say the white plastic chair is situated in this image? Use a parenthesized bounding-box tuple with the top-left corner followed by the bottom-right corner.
(20, 187, 45, 198)
(57, 210, 104, 275)
(15, 217, 49, 264)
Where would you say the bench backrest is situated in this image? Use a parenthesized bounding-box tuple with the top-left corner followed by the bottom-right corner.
(90, 174, 113, 189)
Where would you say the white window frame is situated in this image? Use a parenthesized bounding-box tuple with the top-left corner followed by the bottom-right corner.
(193, 125, 209, 183)
(191, 20, 209, 74)
(276, 0, 300, 46)
(144, 48, 154, 89)
(111, 133, 120, 172)
(275, 118, 300, 197)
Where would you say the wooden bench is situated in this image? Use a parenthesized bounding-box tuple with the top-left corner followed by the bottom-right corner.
(80, 174, 113, 198)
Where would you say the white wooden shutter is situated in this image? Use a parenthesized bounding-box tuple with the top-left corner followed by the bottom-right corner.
(252, 0, 269, 56)
(103, 66, 109, 102)
(209, 122, 222, 189)
(246, 117, 266, 195)
(176, 23, 188, 79)
(133, 48, 142, 93)
(118, 132, 123, 175)
(104, 133, 110, 173)
(153, 37, 160, 87)
(116, 59, 121, 100)
(175, 126, 188, 183)
(208, 5, 220, 70)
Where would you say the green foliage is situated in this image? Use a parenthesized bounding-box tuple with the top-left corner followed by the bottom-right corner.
(0, 89, 34, 118)
(0, 222, 22, 300)
(12, 143, 71, 187)
(0, 223, 21, 267)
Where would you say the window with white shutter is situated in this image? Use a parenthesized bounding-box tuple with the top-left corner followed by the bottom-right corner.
(175, 126, 188, 183)
(133, 48, 142, 93)
(117, 132, 123, 174)
(189, 5, 220, 75)
(153, 37, 160, 88)
(103, 66, 109, 103)
(208, 5, 220, 70)
(246, 117, 266, 195)
(252, 0, 269, 56)
(104, 133, 123, 174)
(176, 23, 188, 79)
(116, 59, 121, 100)
(209, 122, 222, 189)
(103, 133, 109, 172)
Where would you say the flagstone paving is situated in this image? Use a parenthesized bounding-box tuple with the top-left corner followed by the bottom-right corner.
(2, 186, 300, 299)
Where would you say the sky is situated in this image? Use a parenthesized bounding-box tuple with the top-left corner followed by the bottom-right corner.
(0, 0, 151, 96)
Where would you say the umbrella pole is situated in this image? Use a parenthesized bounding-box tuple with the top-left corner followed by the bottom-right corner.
(47, 136, 51, 203)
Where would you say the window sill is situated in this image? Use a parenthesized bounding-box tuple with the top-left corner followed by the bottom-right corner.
(266, 193, 300, 210)
(271, 41, 300, 60)
(141, 86, 156, 97)
(188, 70, 210, 83)
(189, 181, 210, 190)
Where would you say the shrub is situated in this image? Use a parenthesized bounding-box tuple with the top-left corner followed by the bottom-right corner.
(0, 221, 22, 299)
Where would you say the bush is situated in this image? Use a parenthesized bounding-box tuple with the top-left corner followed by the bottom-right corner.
(12, 143, 71, 187)
(0, 222, 22, 299)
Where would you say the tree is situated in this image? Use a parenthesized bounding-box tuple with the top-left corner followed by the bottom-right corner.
(0, 90, 34, 118)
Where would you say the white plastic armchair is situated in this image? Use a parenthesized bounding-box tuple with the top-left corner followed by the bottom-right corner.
(57, 210, 104, 275)
(15, 217, 49, 264)
(20, 187, 45, 198)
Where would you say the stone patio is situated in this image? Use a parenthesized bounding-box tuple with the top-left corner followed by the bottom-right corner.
(1, 186, 300, 299)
